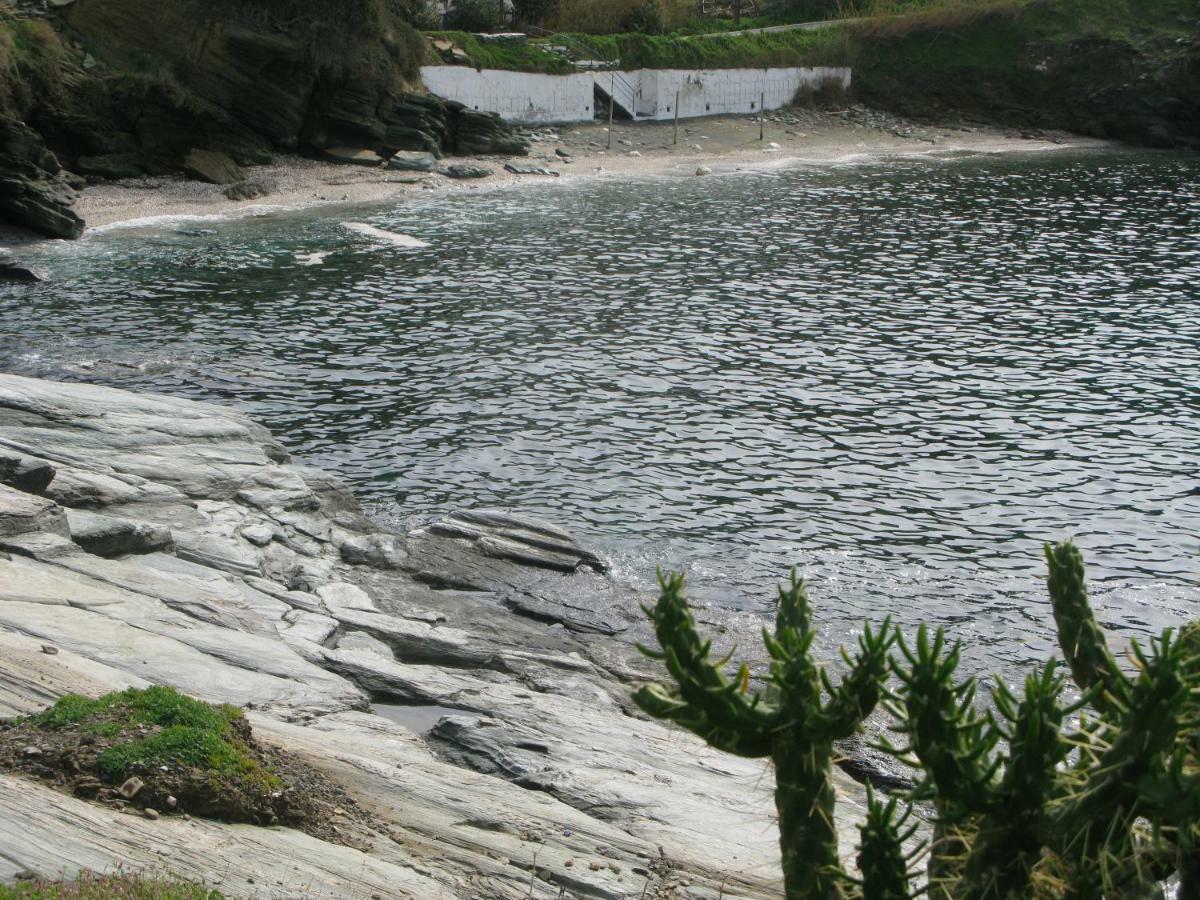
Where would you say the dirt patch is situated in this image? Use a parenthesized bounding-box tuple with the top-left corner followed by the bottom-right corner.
(0, 687, 380, 849)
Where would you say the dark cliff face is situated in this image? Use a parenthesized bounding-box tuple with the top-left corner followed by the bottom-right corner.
(0, 0, 527, 238)
(850, 1, 1200, 151)
(44, 0, 431, 170)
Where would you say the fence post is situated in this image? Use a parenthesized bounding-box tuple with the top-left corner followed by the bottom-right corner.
(607, 71, 615, 150)
(759, 90, 765, 140)
(673, 89, 680, 145)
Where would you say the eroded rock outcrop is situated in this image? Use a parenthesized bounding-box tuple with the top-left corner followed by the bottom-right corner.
(0, 373, 867, 897)
(0, 120, 84, 239)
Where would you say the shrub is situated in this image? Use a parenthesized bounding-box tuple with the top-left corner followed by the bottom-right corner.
(446, 0, 505, 32)
(633, 542, 1200, 898)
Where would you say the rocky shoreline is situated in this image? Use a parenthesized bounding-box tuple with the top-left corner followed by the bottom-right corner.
(0, 373, 868, 897)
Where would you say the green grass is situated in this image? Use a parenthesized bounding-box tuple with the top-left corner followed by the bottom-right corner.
(32, 686, 239, 733)
(573, 27, 850, 68)
(29, 687, 278, 791)
(427, 25, 850, 71)
(425, 31, 578, 72)
(0, 873, 220, 900)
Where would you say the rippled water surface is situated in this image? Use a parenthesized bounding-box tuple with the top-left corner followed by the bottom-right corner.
(3, 150, 1198, 676)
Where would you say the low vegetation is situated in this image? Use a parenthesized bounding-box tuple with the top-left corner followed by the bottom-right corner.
(11, 686, 282, 814)
(0, 12, 67, 117)
(634, 542, 1200, 897)
(427, 25, 847, 71)
(0, 873, 221, 900)
(848, 0, 1198, 145)
(0, 685, 373, 844)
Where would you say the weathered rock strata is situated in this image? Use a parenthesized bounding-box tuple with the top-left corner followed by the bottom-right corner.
(0, 120, 84, 239)
(1, 0, 529, 239)
(0, 373, 867, 897)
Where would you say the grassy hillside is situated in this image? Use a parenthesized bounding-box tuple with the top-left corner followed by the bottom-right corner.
(849, 0, 1198, 145)
(0, 13, 68, 117)
(427, 26, 849, 72)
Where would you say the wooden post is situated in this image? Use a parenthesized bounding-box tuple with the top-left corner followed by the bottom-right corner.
(607, 71, 615, 150)
(673, 89, 680, 145)
(759, 90, 765, 140)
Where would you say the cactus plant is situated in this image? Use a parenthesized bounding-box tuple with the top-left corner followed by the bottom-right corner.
(633, 570, 896, 899)
(633, 542, 1200, 899)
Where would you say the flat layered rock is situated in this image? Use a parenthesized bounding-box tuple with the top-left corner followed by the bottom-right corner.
(0, 373, 863, 897)
(0, 484, 68, 539)
(65, 508, 173, 557)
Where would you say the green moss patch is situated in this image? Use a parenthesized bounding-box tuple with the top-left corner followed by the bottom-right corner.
(1, 687, 373, 846)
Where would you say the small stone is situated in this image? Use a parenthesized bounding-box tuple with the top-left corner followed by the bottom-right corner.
(695, 166, 712, 176)
(119, 776, 145, 799)
(589, 861, 603, 871)
(183, 149, 245, 185)
(387, 151, 438, 173)
(0, 255, 42, 283)
(627, 150, 641, 157)
(143, 807, 160, 820)
(224, 181, 271, 202)
(240, 524, 275, 547)
(166, 795, 177, 809)
(40, 645, 58, 655)
(442, 164, 491, 180)
(564, 859, 574, 867)
(21, 745, 41, 758)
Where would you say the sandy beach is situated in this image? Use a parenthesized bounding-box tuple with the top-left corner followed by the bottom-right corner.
(71, 107, 1111, 232)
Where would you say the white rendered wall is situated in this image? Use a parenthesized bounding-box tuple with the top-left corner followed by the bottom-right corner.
(421, 65, 852, 125)
(625, 67, 852, 121)
(420, 66, 596, 123)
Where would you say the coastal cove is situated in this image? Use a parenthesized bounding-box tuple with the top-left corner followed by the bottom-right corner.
(1, 0, 1198, 890)
(3, 142, 1198, 686)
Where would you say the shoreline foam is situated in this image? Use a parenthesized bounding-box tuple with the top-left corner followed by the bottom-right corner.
(52, 110, 1112, 238)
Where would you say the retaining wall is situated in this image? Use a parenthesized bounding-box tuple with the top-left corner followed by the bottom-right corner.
(421, 66, 597, 123)
(420, 65, 852, 125)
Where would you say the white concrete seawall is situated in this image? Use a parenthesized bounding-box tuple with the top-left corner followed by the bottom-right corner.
(420, 64, 852, 125)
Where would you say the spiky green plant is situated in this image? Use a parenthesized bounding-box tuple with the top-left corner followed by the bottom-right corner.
(633, 542, 1200, 899)
(633, 570, 898, 899)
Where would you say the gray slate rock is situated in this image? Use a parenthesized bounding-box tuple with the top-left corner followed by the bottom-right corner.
(339, 533, 406, 569)
(386, 151, 438, 172)
(65, 509, 174, 558)
(442, 164, 490, 179)
(0, 120, 84, 240)
(0, 484, 69, 539)
(223, 180, 271, 201)
(182, 149, 245, 185)
(503, 163, 559, 177)
(0, 453, 55, 493)
(0, 255, 42, 283)
(427, 509, 606, 575)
